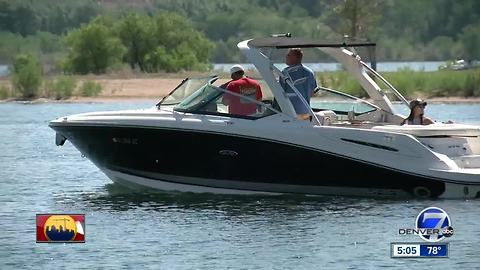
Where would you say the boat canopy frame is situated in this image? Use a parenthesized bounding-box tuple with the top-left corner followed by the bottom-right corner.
(248, 37, 376, 49)
(239, 37, 410, 123)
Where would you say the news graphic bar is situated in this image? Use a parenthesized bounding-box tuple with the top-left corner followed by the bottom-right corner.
(391, 243, 449, 258)
(419, 244, 448, 257)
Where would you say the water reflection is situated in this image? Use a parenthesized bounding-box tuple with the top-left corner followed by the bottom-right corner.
(72, 183, 413, 217)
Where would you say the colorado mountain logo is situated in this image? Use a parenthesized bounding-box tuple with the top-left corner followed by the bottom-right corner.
(36, 214, 85, 243)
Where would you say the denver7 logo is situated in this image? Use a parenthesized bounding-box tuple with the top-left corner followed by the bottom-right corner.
(416, 207, 452, 242)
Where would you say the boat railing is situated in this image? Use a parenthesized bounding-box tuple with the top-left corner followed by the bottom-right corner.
(358, 60, 410, 107)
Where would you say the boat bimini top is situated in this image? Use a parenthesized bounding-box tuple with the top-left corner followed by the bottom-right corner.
(239, 36, 410, 125)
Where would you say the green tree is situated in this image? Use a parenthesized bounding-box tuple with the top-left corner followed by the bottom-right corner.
(10, 4, 38, 36)
(143, 46, 173, 72)
(0, 0, 102, 35)
(330, 0, 383, 40)
(11, 54, 42, 98)
(70, 3, 101, 30)
(459, 23, 480, 62)
(1, 0, 480, 64)
(115, 12, 214, 72)
(151, 11, 214, 71)
(115, 13, 156, 71)
(63, 20, 126, 74)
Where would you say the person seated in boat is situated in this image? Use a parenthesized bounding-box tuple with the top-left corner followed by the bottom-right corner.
(401, 99, 435, 125)
(280, 48, 318, 120)
(222, 64, 263, 116)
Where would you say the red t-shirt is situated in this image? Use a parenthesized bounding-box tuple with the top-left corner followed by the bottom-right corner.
(224, 77, 262, 116)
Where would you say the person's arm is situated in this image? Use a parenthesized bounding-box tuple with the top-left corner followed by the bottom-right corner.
(256, 84, 262, 101)
(220, 80, 232, 89)
(222, 82, 235, 105)
(308, 70, 318, 97)
(423, 117, 435, 125)
(280, 68, 293, 91)
(279, 73, 286, 90)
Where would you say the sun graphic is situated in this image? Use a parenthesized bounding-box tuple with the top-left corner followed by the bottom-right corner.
(44, 215, 77, 241)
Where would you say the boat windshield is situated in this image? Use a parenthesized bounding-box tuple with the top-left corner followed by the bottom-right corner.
(157, 76, 215, 106)
(311, 87, 378, 115)
(174, 83, 222, 112)
(174, 78, 280, 119)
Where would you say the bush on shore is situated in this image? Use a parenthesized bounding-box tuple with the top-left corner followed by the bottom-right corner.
(0, 85, 10, 99)
(44, 76, 77, 99)
(79, 80, 102, 96)
(11, 54, 43, 99)
(317, 69, 480, 99)
(317, 71, 365, 98)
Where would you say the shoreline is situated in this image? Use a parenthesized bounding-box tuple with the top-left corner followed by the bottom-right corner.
(1, 75, 480, 104)
(419, 97, 480, 104)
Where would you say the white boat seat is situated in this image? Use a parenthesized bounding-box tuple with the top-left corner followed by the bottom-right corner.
(451, 155, 480, 169)
(372, 124, 480, 137)
(315, 110, 337, 126)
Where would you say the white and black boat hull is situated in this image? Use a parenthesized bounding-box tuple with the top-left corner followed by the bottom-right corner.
(50, 123, 480, 199)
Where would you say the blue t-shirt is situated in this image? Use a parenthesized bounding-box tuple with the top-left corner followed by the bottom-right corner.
(280, 64, 317, 114)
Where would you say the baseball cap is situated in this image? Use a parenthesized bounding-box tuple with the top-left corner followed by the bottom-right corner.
(409, 98, 427, 109)
(230, 64, 244, 75)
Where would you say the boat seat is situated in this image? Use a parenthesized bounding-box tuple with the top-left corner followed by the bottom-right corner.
(372, 124, 480, 137)
(451, 155, 480, 169)
(315, 110, 337, 126)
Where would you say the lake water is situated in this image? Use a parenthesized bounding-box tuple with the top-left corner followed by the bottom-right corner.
(0, 61, 446, 77)
(0, 65, 8, 76)
(213, 61, 446, 73)
(1, 102, 480, 269)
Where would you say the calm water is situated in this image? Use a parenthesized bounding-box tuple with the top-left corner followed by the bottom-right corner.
(1, 102, 480, 269)
(0, 62, 445, 76)
(213, 61, 446, 73)
(0, 65, 8, 76)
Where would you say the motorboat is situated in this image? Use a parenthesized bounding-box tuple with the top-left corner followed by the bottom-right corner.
(440, 59, 480, 71)
(49, 36, 480, 199)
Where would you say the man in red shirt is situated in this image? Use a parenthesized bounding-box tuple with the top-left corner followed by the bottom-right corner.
(223, 64, 262, 116)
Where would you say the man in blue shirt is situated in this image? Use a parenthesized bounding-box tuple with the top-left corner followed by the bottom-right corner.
(280, 48, 317, 120)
